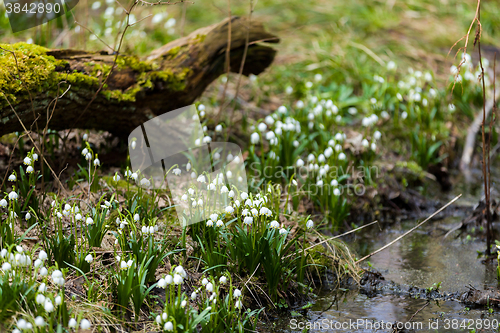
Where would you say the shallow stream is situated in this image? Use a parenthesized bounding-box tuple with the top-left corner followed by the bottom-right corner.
(271, 174, 500, 332)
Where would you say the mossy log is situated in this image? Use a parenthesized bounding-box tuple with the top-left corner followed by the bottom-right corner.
(0, 16, 279, 137)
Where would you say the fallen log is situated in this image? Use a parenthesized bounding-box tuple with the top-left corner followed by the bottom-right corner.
(0, 16, 279, 137)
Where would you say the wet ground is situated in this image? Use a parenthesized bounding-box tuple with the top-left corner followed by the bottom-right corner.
(270, 205, 500, 332)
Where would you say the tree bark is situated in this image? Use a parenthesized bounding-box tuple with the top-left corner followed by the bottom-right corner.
(0, 16, 279, 137)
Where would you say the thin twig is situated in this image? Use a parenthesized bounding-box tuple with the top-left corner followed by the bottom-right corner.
(356, 194, 462, 263)
(285, 220, 379, 259)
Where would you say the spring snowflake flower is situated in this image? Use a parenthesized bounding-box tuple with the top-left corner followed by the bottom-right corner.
(220, 186, 228, 193)
(228, 190, 235, 198)
(173, 168, 181, 176)
(250, 132, 260, 144)
(333, 188, 341, 196)
(55, 295, 62, 305)
(202, 278, 209, 286)
(448, 104, 456, 112)
(8, 174, 16, 181)
(39, 267, 48, 277)
(158, 278, 167, 288)
(2, 262, 11, 271)
(387, 60, 396, 71)
(197, 175, 206, 183)
(75, 213, 82, 220)
(85, 153, 92, 161)
(306, 220, 314, 229)
(68, 318, 77, 328)
(44, 299, 54, 312)
(140, 178, 150, 187)
(233, 289, 241, 298)
(216, 220, 224, 227)
(131, 173, 138, 180)
(362, 139, 369, 148)
(23, 157, 31, 165)
(85, 254, 93, 263)
(35, 294, 45, 304)
(38, 283, 47, 293)
(270, 221, 280, 229)
(215, 124, 223, 132)
(240, 192, 248, 200)
(401, 111, 408, 120)
(191, 291, 197, 300)
(257, 122, 267, 132)
(113, 173, 121, 182)
(93, 158, 100, 166)
(39, 250, 48, 260)
(86, 217, 94, 225)
(0, 199, 7, 207)
(206, 219, 214, 227)
(80, 319, 91, 330)
(173, 274, 183, 285)
(134, 214, 140, 221)
(243, 216, 253, 225)
(224, 206, 234, 214)
(164, 322, 173, 331)
(206, 282, 214, 292)
(279, 228, 288, 235)
(8, 191, 18, 200)
(52, 270, 65, 286)
(165, 275, 173, 285)
(338, 153, 346, 160)
(373, 131, 382, 140)
(219, 276, 227, 284)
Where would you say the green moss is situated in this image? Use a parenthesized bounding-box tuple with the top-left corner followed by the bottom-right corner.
(0, 42, 190, 106)
(0, 42, 66, 107)
(394, 161, 426, 182)
(307, 244, 332, 274)
(115, 55, 156, 72)
(194, 34, 207, 43)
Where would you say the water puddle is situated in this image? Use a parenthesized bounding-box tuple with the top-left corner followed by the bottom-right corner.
(269, 216, 500, 332)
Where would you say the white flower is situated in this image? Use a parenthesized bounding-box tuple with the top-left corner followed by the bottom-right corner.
(44, 299, 54, 312)
(2, 262, 11, 271)
(131, 172, 138, 180)
(25, 212, 31, 220)
(202, 136, 212, 143)
(68, 318, 77, 328)
(191, 291, 197, 300)
(164, 322, 173, 331)
(8, 191, 18, 200)
(134, 213, 140, 221)
(270, 220, 280, 229)
(216, 220, 224, 227)
(39, 267, 48, 277)
(240, 192, 248, 200)
(36, 294, 45, 304)
(361, 139, 369, 148)
(257, 123, 267, 132)
(23, 157, 31, 165)
(233, 289, 241, 298)
(173, 274, 183, 285)
(373, 131, 382, 140)
(225, 206, 234, 214)
(17, 319, 28, 330)
(85, 153, 92, 161)
(306, 220, 314, 229)
(80, 319, 91, 330)
(158, 278, 167, 288)
(197, 175, 206, 183)
(0, 199, 7, 208)
(215, 124, 223, 132)
(314, 73, 322, 82)
(163, 274, 173, 285)
(250, 132, 260, 144)
(75, 213, 82, 220)
(206, 282, 214, 292)
(333, 188, 341, 196)
(228, 190, 235, 198)
(401, 111, 408, 119)
(55, 295, 62, 305)
(8, 174, 16, 181)
(235, 300, 242, 309)
(206, 219, 214, 227)
(32, 153, 38, 161)
(279, 228, 288, 235)
(85, 254, 93, 263)
(243, 216, 253, 225)
(387, 60, 396, 71)
(219, 276, 227, 284)
(93, 158, 100, 166)
(448, 103, 456, 112)
(173, 168, 181, 176)
(86, 217, 94, 225)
